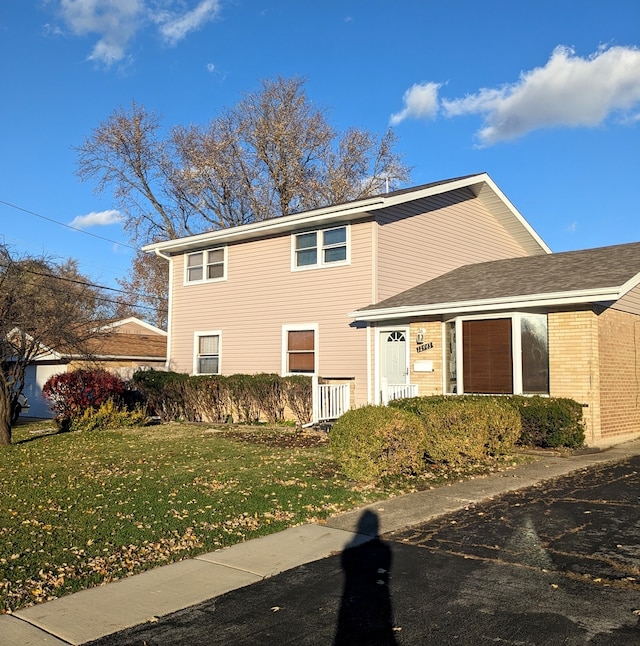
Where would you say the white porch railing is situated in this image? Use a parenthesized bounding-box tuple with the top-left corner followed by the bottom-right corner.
(312, 377, 351, 423)
(383, 383, 418, 404)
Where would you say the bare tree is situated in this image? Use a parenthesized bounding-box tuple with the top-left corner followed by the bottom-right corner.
(115, 250, 169, 330)
(0, 249, 107, 445)
(76, 77, 411, 324)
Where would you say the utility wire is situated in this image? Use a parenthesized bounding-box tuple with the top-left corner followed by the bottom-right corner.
(0, 199, 136, 249)
(2, 271, 167, 315)
(0, 260, 164, 303)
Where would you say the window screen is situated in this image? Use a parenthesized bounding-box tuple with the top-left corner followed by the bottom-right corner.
(287, 330, 315, 373)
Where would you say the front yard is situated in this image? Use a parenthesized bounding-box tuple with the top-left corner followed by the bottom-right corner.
(1, 420, 525, 613)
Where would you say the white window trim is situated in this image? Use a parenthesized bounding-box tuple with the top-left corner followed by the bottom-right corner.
(193, 330, 222, 375)
(282, 323, 319, 376)
(184, 247, 227, 285)
(291, 225, 350, 271)
(442, 312, 548, 396)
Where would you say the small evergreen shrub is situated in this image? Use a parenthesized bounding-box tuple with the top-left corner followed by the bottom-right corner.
(43, 369, 126, 428)
(70, 399, 148, 432)
(509, 396, 585, 448)
(329, 405, 427, 482)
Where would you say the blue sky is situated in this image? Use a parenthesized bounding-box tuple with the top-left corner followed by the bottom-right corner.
(1, 1, 640, 298)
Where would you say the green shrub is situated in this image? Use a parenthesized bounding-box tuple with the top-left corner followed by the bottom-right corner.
(70, 399, 148, 432)
(329, 405, 427, 482)
(391, 396, 521, 464)
(509, 396, 585, 448)
(482, 398, 522, 455)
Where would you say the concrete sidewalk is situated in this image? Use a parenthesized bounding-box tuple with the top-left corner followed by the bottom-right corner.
(3, 439, 640, 646)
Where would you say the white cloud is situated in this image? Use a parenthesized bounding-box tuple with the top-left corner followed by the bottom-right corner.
(207, 62, 215, 72)
(70, 209, 124, 228)
(53, 1, 221, 66)
(392, 45, 640, 145)
(59, 0, 144, 65)
(390, 82, 441, 126)
(156, 0, 221, 46)
(451, 45, 640, 145)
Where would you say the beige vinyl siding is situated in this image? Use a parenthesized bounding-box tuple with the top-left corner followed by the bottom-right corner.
(167, 220, 375, 405)
(375, 189, 532, 302)
(474, 182, 548, 256)
(612, 283, 640, 316)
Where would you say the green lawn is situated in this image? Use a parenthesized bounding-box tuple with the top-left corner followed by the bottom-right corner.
(1, 420, 524, 613)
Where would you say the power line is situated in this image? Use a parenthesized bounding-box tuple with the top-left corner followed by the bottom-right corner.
(0, 199, 136, 250)
(0, 261, 167, 316)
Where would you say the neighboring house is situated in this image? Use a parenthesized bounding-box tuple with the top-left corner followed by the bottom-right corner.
(143, 172, 640, 447)
(22, 317, 167, 418)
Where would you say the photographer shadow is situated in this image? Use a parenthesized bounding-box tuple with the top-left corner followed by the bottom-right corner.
(334, 510, 399, 645)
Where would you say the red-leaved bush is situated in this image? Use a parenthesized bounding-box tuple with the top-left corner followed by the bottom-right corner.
(43, 369, 126, 425)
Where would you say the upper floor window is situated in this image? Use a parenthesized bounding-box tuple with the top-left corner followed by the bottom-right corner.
(186, 248, 226, 284)
(293, 226, 348, 270)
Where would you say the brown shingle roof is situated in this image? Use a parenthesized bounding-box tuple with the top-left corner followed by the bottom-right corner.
(84, 332, 167, 359)
(357, 241, 640, 313)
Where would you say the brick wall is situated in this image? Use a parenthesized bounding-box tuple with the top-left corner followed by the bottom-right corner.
(597, 307, 640, 442)
(409, 321, 443, 396)
(548, 310, 601, 445)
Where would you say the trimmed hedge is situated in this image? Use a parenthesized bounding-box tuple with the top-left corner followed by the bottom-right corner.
(391, 395, 585, 450)
(508, 395, 585, 448)
(390, 396, 521, 465)
(329, 405, 428, 482)
(130, 371, 313, 426)
(330, 394, 583, 481)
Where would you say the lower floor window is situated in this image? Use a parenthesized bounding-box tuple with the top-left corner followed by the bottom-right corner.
(285, 328, 316, 374)
(447, 314, 548, 395)
(196, 333, 220, 374)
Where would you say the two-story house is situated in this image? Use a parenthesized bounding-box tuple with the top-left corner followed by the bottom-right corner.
(144, 173, 640, 447)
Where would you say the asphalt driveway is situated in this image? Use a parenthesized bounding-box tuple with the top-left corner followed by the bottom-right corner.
(86, 455, 640, 645)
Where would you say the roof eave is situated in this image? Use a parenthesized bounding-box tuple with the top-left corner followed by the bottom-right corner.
(141, 174, 498, 256)
(142, 198, 386, 255)
(349, 287, 622, 321)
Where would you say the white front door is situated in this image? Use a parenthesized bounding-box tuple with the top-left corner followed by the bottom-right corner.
(380, 330, 408, 402)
